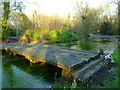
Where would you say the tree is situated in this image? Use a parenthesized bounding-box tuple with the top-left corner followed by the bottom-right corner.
(1, 0, 26, 39)
(11, 13, 30, 36)
(64, 13, 71, 30)
(111, 0, 120, 35)
(49, 15, 65, 30)
(100, 21, 112, 35)
(111, 15, 118, 34)
(10, 0, 25, 36)
(74, 1, 102, 36)
(0, 1, 3, 39)
(2, 2, 10, 40)
(75, 1, 89, 37)
(116, 0, 120, 35)
(100, 15, 114, 35)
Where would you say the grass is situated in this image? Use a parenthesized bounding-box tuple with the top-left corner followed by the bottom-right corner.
(52, 79, 77, 88)
(111, 48, 119, 63)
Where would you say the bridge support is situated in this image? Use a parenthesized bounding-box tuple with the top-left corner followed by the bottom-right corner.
(62, 68, 74, 77)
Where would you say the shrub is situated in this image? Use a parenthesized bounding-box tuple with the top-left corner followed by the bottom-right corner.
(44, 30, 80, 43)
(20, 29, 80, 43)
(100, 21, 113, 35)
(49, 30, 58, 43)
(20, 35, 28, 42)
(20, 30, 41, 42)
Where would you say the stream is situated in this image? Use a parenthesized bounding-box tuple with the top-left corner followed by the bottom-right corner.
(1, 34, 118, 88)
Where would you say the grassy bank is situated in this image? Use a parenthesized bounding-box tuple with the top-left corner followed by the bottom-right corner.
(111, 48, 119, 63)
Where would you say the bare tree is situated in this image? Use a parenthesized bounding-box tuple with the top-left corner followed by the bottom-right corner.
(75, 1, 89, 37)
(111, 0, 120, 35)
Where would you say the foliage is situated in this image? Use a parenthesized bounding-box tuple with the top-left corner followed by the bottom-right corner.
(70, 79, 77, 88)
(48, 30, 58, 43)
(20, 30, 40, 42)
(27, 30, 40, 39)
(30, 13, 68, 31)
(1, 1, 26, 40)
(57, 31, 80, 43)
(19, 29, 80, 44)
(44, 30, 80, 43)
(52, 83, 65, 88)
(73, 4, 102, 36)
(73, 1, 119, 36)
(11, 13, 30, 30)
(52, 79, 77, 88)
(2, 2, 10, 40)
(1, 0, 119, 41)
(65, 13, 71, 30)
(100, 21, 113, 35)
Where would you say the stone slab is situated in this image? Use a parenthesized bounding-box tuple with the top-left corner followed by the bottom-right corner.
(1, 44, 99, 69)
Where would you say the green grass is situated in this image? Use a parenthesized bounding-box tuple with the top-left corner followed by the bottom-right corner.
(52, 79, 77, 88)
(111, 48, 120, 63)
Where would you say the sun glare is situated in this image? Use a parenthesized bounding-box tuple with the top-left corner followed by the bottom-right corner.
(24, 0, 117, 17)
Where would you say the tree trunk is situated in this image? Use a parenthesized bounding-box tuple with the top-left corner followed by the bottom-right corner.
(2, 2, 10, 40)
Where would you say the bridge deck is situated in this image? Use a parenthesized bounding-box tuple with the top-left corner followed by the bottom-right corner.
(1, 44, 99, 70)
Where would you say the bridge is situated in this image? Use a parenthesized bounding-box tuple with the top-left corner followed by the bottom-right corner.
(0, 44, 110, 81)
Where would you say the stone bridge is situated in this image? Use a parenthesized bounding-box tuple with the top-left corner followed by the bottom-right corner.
(0, 44, 110, 81)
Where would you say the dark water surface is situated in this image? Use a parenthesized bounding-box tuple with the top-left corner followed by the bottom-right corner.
(1, 34, 118, 88)
(1, 52, 62, 88)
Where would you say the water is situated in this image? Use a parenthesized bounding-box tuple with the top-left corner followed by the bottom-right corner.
(1, 34, 118, 88)
(1, 51, 62, 88)
(56, 35, 118, 53)
(0, 51, 2, 89)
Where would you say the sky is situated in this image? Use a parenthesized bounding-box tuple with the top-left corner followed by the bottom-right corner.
(20, 0, 117, 17)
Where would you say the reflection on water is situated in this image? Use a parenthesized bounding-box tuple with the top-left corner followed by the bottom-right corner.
(2, 52, 62, 88)
(57, 36, 118, 53)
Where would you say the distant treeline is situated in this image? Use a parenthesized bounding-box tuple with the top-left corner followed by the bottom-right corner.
(0, 0, 119, 41)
